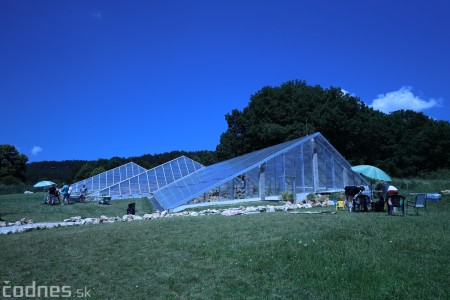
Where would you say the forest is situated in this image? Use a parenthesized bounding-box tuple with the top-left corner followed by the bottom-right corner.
(217, 80, 450, 177)
(1, 80, 450, 189)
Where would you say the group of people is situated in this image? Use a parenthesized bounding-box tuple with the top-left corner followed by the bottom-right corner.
(343, 183, 399, 214)
(46, 183, 88, 205)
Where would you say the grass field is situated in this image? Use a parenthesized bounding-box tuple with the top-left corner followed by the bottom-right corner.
(0, 192, 153, 223)
(0, 190, 449, 299)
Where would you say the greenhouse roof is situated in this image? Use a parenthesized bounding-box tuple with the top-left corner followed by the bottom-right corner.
(152, 132, 354, 210)
(96, 155, 204, 197)
(71, 162, 147, 194)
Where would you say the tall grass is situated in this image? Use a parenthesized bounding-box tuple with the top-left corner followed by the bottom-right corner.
(391, 169, 450, 193)
(0, 193, 449, 299)
(0, 183, 34, 195)
(392, 177, 449, 195)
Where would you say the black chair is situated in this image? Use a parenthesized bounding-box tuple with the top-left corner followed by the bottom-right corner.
(353, 195, 370, 212)
(406, 194, 428, 216)
(388, 195, 405, 216)
(127, 203, 136, 215)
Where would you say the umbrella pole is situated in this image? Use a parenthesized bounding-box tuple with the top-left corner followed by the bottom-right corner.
(370, 179, 373, 199)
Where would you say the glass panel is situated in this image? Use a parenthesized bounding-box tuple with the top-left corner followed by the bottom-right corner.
(179, 158, 189, 177)
(163, 164, 174, 184)
(129, 177, 140, 194)
(113, 168, 120, 184)
(120, 181, 130, 195)
(106, 170, 113, 187)
(148, 169, 158, 191)
(156, 169, 166, 188)
(109, 184, 120, 196)
(119, 166, 126, 182)
(99, 172, 106, 190)
(171, 161, 182, 180)
(126, 163, 133, 178)
(92, 176, 99, 192)
(139, 174, 149, 194)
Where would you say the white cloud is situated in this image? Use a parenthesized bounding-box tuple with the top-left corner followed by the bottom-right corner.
(340, 88, 357, 97)
(370, 86, 440, 113)
(31, 146, 42, 156)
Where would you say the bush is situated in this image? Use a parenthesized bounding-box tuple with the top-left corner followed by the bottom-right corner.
(329, 192, 344, 201)
(0, 183, 33, 195)
(0, 175, 23, 185)
(306, 193, 317, 201)
(280, 191, 295, 202)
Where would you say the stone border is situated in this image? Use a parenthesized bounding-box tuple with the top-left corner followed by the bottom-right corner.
(0, 201, 336, 234)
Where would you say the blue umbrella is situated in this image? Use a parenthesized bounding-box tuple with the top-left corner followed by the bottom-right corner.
(33, 181, 55, 188)
(351, 165, 392, 182)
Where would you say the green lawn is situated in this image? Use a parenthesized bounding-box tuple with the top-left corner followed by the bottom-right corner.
(0, 192, 153, 222)
(0, 191, 449, 299)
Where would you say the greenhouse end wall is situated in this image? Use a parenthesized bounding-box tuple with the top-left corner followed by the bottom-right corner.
(188, 136, 367, 204)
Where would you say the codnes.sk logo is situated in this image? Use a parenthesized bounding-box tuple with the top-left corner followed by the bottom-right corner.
(2, 281, 91, 298)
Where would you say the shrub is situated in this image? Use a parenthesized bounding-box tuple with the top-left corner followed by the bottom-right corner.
(306, 193, 317, 201)
(280, 191, 295, 202)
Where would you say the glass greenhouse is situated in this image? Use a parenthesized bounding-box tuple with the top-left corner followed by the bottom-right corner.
(71, 156, 204, 199)
(71, 162, 147, 196)
(152, 133, 368, 210)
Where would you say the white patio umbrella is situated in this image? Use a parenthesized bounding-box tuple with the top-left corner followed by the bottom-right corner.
(33, 181, 55, 188)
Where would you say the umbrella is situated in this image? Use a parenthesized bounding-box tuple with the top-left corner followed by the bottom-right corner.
(33, 181, 55, 188)
(351, 165, 392, 182)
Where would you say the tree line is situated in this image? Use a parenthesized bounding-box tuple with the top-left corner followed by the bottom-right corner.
(216, 80, 450, 177)
(24, 150, 217, 185)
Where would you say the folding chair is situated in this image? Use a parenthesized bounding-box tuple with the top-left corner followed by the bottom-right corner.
(388, 195, 405, 216)
(406, 193, 428, 216)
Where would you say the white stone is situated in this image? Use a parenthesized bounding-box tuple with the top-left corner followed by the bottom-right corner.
(221, 209, 244, 216)
(83, 218, 95, 225)
(143, 213, 153, 219)
(64, 216, 81, 222)
(266, 206, 275, 213)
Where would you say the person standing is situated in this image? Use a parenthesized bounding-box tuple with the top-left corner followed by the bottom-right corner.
(79, 184, 88, 202)
(47, 184, 59, 205)
(387, 185, 399, 215)
(344, 185, 365, 211)
(60, 183, 69, 205)
(375, 183, 390, 212)
(387, 185, 398, 197)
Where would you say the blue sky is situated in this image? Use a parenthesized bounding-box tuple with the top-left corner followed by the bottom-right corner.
(1, 0, 449, 163)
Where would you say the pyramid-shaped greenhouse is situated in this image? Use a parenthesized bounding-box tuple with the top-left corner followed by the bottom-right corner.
(71, 162, 147, 196)
(152, 133, 368, 210)
(70, 156, 204, 199)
